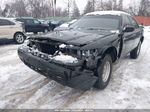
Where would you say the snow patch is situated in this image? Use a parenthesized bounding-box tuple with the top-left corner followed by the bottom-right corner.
(52, 53, 78, 63)
(110, 30, 119, 33)
(59, 44, 66, 48)
(86, 11, 130, 16)
(59, 24, 69, 28)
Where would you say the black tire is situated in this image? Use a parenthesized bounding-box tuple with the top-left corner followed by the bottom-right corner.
(130, 41, 141, 59)
(94, 54, 112, 89)
(14, 32, 25, 44)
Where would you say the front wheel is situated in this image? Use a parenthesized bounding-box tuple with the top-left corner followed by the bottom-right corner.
(130, 41, 141, 59)
(14, 33, 25, 44)
(94, 54, 112, 89)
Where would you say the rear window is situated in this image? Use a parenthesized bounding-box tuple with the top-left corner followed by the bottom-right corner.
(0, 19, 15, 26)
(26, 19, 34, 24)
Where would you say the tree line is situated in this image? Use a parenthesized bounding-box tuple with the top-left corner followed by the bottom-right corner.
(84, 0, 150, 16)
(0, 0, 150, 19)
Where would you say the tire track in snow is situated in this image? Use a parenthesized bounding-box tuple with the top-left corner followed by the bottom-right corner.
(0, 78, 50, 109)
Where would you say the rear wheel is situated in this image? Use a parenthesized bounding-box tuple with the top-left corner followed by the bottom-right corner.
(130, 41, 141, 59)
(94, 54, 112, 89)
(14, 33, 25, 44)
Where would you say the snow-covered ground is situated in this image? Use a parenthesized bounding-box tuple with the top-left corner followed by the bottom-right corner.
(0, 28, 150, 109)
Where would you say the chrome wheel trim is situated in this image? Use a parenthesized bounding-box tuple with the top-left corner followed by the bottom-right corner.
(102, 61, 111, 82)
(16, 34, 24, 43)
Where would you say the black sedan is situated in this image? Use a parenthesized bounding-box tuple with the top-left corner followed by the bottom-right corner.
(18, 11, 144, 90)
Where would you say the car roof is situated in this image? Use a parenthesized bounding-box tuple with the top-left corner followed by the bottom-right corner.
(0, 17, 15, 20)
(0, 17, 17, 21)
(86, 10, 130, 16)
(16, 17, 35, 20)
(0, 17, 22, 24)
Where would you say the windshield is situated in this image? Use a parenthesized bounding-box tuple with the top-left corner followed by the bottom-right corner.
(70, 15, 121, 30)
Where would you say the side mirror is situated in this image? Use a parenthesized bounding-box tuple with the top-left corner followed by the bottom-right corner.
(123, 26, 135, 32)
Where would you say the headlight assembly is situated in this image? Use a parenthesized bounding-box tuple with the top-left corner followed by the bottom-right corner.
(78, 49, 98, 58)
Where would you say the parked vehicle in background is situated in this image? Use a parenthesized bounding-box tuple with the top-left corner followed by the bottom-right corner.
(18, 11, 144, 90)
(55, 19, 77, 31)
(0, 18, 26, 44)
(48, 20, 64, 31)
(16, 18, 50, 34)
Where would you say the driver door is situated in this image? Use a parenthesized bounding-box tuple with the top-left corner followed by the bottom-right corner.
(121, 15, 137, 55)
(33, 19, 42, 32)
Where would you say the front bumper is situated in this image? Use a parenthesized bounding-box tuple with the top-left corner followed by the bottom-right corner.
(18, 46, 98, 90)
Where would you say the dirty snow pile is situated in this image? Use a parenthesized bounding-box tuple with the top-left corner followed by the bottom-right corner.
(53, 44, 78, 63)
(53, 53, 78, 63)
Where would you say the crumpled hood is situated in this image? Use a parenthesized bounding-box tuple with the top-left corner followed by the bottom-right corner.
(32, 29, 116, 46)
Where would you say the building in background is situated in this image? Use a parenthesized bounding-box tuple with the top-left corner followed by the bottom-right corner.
(135, 16, 150, 26)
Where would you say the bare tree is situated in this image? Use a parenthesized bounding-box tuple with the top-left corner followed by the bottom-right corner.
(125, 0, 140, 16)
(27, 0, 49, 18)
(84, 0, 94, 14)
(72, 0, 80, 17)
(138, 0, 150, 16)
(112, 0, 117, 10)
(55, 7, 63, 16)
(0, 6, 2, 16)
(1, 4, 11, 17)
(118, 0, 123, 10)
(96, 0, 118, 11)
(62, 0, 73, 17)
(96, 0, 104, 11)
(10, 0, 28, 17)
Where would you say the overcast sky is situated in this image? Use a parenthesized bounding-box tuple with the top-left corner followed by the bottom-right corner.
(1, 0, 140, 13)
(56, 0, 140, 13)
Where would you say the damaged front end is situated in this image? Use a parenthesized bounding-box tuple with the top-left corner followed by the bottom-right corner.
(18, 37, 100, 90)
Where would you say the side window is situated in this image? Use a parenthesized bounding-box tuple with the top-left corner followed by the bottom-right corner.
(9, 21, 15, 25)
(19, 20, 27, 24)
(122, 15, 130, 28)
(0, 19, 15, 26)
(128, 16, 139, 28)
(26, 19, 34, 24)
(33, 20, 41, 24)
(0, 19, 3, 25)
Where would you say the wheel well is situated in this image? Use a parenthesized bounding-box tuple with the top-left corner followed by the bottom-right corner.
(140, 36, 144, 43)
(14, 32, 25, 38)
(103, 47, 118, 63)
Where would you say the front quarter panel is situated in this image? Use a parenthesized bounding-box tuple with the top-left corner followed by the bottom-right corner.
(81, 33, 120, 56)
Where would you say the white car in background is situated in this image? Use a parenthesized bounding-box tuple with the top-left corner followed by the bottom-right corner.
(0, 18, 26, 44)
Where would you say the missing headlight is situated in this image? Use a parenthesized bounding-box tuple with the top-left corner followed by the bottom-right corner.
(80, 49, 98, 57)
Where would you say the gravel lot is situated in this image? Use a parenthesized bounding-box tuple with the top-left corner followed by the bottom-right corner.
(0, 29, 150, 109)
